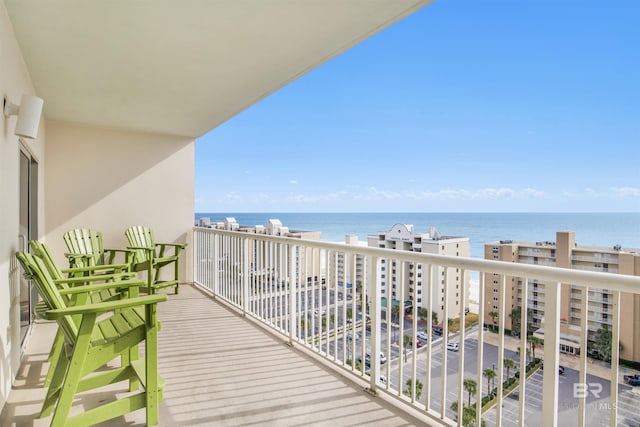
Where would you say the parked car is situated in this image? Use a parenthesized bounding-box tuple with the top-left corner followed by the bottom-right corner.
(446, 342, 459, 352)
(541, 363, 567, 375)
(408, 339, 424, 349)
(416, 331, 428, 341)
(624, 374, 640, 386)
(357, 351, 387, 365)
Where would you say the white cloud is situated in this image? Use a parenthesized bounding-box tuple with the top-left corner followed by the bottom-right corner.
(562, 188, 600, 198)
(225, 192, 241, 201)
(289, 180, 297, 185)
(611, 187, 640, 198)
(405, 187, 546, 200)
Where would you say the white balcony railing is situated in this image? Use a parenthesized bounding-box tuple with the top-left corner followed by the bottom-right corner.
(192, 227, 640, 427)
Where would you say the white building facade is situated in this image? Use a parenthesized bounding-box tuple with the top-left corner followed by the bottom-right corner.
(368, 224, 470, 324)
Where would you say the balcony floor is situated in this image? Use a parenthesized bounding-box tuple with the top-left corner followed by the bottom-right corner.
(1, 284, 428, 426)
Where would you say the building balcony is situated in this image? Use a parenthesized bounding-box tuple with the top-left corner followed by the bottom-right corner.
(4, 227, 640, 427)
(573, 265, 619, 274)
(572, 254, 619, 264)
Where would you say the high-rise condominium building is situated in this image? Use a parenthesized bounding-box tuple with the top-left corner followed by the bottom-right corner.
(368, 224, 470, 324)
(484, 231, 640, 362)
(206, 217, 323, 285)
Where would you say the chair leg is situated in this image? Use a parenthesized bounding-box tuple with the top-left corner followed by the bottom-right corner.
(40, 349, 70, 418)
(44, 329, 64, 387)
(121, 345, 140, 392)
(50, 315, 95, 426)
(174, 259, 180, 295)
(145, 304, 160, 426)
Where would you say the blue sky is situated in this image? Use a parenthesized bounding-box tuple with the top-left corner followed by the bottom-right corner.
(195, 0, 640, 213)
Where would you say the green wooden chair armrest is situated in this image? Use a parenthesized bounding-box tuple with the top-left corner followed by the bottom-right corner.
(104, 248, 136, 264)
(104, 248, 135, 254)
(61, 263, 131, 275)
(58, 279, 146, 295)
(127, 245, 154, 251)
(156, 243, 187, 250)
(43, 294, 168, 319)
(53, 272, 136, 285)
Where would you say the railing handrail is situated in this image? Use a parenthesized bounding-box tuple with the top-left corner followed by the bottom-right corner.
(193, 226, 640, 293)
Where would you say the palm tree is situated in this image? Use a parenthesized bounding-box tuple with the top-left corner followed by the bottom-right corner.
(418, 307, 429, 321)
(404, 378, 423, 400)
(447, 317, 454, 337)
(483, 368, 497, 396)
(463, 378, 477, 407)
(504, 358, 518, 380)
(432, 311, 439, 326)
(346, 307, 353, 321)
(527, 335, 543, 360)
(516, 346, 532, 364)
(451, 401, 485, 427)
(391, 304, 400, 323)
(488, 311, 498, 331)
(403, 334, 411, 362)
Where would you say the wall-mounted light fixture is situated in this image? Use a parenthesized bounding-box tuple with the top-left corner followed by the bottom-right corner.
(3, 94, 44, 139)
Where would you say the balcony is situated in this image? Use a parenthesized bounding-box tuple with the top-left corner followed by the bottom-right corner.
(4, 227, 640, 427)
(3, 284, 426, 426)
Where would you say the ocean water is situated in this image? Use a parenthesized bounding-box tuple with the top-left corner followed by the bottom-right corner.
(195, 212, 640, 259)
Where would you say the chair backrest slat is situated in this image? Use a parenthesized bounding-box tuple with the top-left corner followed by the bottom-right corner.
(125, 226, 155, 263)
(63, 228, 106, 267)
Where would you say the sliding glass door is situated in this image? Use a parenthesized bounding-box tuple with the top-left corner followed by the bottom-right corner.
(19, 147, 38, 344)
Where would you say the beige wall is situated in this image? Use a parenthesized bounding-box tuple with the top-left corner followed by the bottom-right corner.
(44, 122, 194, 282)
(2, 3, 195, 409)
(0, 1, 46, 409)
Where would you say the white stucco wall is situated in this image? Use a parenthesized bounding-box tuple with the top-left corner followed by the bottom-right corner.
(0, 1, 46, 410)
(44, 122, 194, 283)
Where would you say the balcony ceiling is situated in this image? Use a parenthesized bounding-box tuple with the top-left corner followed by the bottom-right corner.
(5, 0, 433, 138)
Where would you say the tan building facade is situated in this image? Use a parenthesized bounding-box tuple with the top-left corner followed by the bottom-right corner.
(484, 231, 640, 362)
(369, 224, 470, 324)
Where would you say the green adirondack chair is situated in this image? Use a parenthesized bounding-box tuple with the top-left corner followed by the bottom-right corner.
(125, 225, 187, 294)
(63, 228, 133, 272)
(30, 240, 139, 387)
(16, 250, 167, 427)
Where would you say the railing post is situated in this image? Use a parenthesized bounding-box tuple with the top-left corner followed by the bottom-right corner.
(242, 236, 250, 316)
(609, 290, 620, 426)
(578, 286, 588, 427)
(368, 255, 380, 395)
(212, 232, 219, 297)
(542, 281, 561, 427)
(289, 245, 297, 346)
